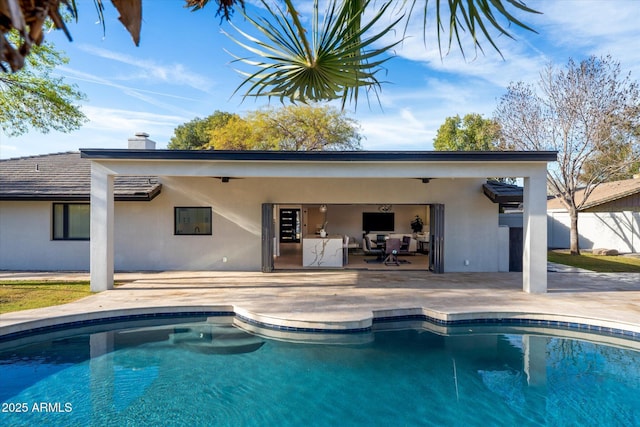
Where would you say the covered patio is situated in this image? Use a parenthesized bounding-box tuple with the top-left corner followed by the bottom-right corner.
(81, 150, 555, 293)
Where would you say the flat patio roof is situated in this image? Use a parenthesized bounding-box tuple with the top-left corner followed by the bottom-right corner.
(81, 149, 557, 163)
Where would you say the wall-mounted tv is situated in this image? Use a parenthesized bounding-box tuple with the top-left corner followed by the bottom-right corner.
(362, 212, 394, 232)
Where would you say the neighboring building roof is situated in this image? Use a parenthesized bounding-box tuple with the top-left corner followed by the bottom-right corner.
(0, 152, 162, 201)
(547, 176, 640, 212)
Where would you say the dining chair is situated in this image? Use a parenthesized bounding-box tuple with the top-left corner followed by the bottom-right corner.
(383, 238, 401, 266)
(400, 235, 411, 253)
(342, 235, 350, 265)
(363, 235, 384, 260)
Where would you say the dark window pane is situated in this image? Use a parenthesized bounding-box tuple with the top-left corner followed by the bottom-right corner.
(175, 207, 212, 235)
(53, 203, 90, 240)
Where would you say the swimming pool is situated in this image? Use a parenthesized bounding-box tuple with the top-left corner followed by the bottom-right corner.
(1, 316, 639, 426)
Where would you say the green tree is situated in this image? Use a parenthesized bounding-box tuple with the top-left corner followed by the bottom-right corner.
(207, 115, 273, 150)
(581, 134, 640, 183)
(0, 33, 86, 136)
(495, 55, 640, 255)
(247, 104, 362, 151)
(172, 104, 362, 151)
(433, 113, 502, 151)
(168, 111, 238, 149)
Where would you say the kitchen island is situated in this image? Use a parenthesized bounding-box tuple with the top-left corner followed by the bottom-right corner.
(302, 236, 343, 267)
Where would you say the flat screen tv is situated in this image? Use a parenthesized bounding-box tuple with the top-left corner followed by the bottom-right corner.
(362, 212, 394, 232)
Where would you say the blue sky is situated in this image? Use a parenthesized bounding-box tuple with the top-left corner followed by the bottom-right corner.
(1, 0, 639, 158)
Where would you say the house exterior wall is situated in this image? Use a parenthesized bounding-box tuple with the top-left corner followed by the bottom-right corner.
(548, 210, 640, 252)
(0, 201, 89, 270)
(1, 176, 500, 272)
(115, 176, 499, 272)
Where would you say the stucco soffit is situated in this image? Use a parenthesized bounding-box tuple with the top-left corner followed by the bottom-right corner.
(82, 159, 550, 179)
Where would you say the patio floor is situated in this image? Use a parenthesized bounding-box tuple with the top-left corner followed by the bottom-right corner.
(1, 269, 639, 341)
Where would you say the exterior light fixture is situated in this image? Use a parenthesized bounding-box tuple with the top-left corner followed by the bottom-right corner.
(319, 204, 328, 213)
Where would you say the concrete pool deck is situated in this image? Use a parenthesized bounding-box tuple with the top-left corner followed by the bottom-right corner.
(1, 269, 639, 340)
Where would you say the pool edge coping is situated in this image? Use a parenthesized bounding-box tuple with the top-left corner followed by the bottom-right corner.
(1, 305, 639, 343)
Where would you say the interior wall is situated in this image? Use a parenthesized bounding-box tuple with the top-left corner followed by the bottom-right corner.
(306, 206, 326, 236)
(312, 204, 429, 240)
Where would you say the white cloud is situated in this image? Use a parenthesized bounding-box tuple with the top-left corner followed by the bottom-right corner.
(76, 45, 216, 91)
(533, 0, 640, 74)
(359, 113, 434, 150)
(371, 0, 640, 90)
(57, 67, 201, 101)
(538, 0, 639, 41)
(359, 2, 550, 97)
(82, 106, 186, 133)
(57, 66, 208, 117)
(0, 142, 19, 158)
(1, 107, 186, 159)
(358, 74, 506, 151)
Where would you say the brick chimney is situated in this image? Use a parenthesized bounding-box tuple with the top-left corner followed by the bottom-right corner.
(128, 132, 156, 149)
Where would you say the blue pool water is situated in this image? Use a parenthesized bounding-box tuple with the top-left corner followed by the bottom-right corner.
(1, 317, 639, 426)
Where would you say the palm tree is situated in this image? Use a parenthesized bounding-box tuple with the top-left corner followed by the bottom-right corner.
(225, 0, 402, 108)
(1, 0, 539, 107)
(225, 0, 539, 107)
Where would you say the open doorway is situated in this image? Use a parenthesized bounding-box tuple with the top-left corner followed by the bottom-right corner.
(269, 203, 436, 271)
(277, 205, 303, 268)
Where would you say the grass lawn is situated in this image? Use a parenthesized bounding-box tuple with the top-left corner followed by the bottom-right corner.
(0, 281, 92, 314)
(548, 250, 640, 273)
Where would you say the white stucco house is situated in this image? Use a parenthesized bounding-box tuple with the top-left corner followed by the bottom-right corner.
(0, 134, 555, 293)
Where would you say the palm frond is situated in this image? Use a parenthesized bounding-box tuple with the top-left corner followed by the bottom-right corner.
(226, 0, 402, 108)
(426, 0, 540, 59)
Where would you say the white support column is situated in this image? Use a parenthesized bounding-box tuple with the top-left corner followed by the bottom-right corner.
(523, 171, 548, 293)
(90, 163, 114, 292)
(523, 335, 548, 387)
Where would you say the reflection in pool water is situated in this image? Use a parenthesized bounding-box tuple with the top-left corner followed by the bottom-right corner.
(1, 317, 639, 426)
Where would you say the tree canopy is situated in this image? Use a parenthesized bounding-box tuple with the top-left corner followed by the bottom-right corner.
(580, 124, 640, 183)
(0, 36, 86, 136)
(169, 104, 362, 151)
(495, 55, 640, 254)
(433, 113, 502, 151)
(167, 111, 238, 150)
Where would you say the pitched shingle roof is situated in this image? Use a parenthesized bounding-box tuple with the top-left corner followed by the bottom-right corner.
(0, 152, 161, 201)
(547, 177, 640, 211)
